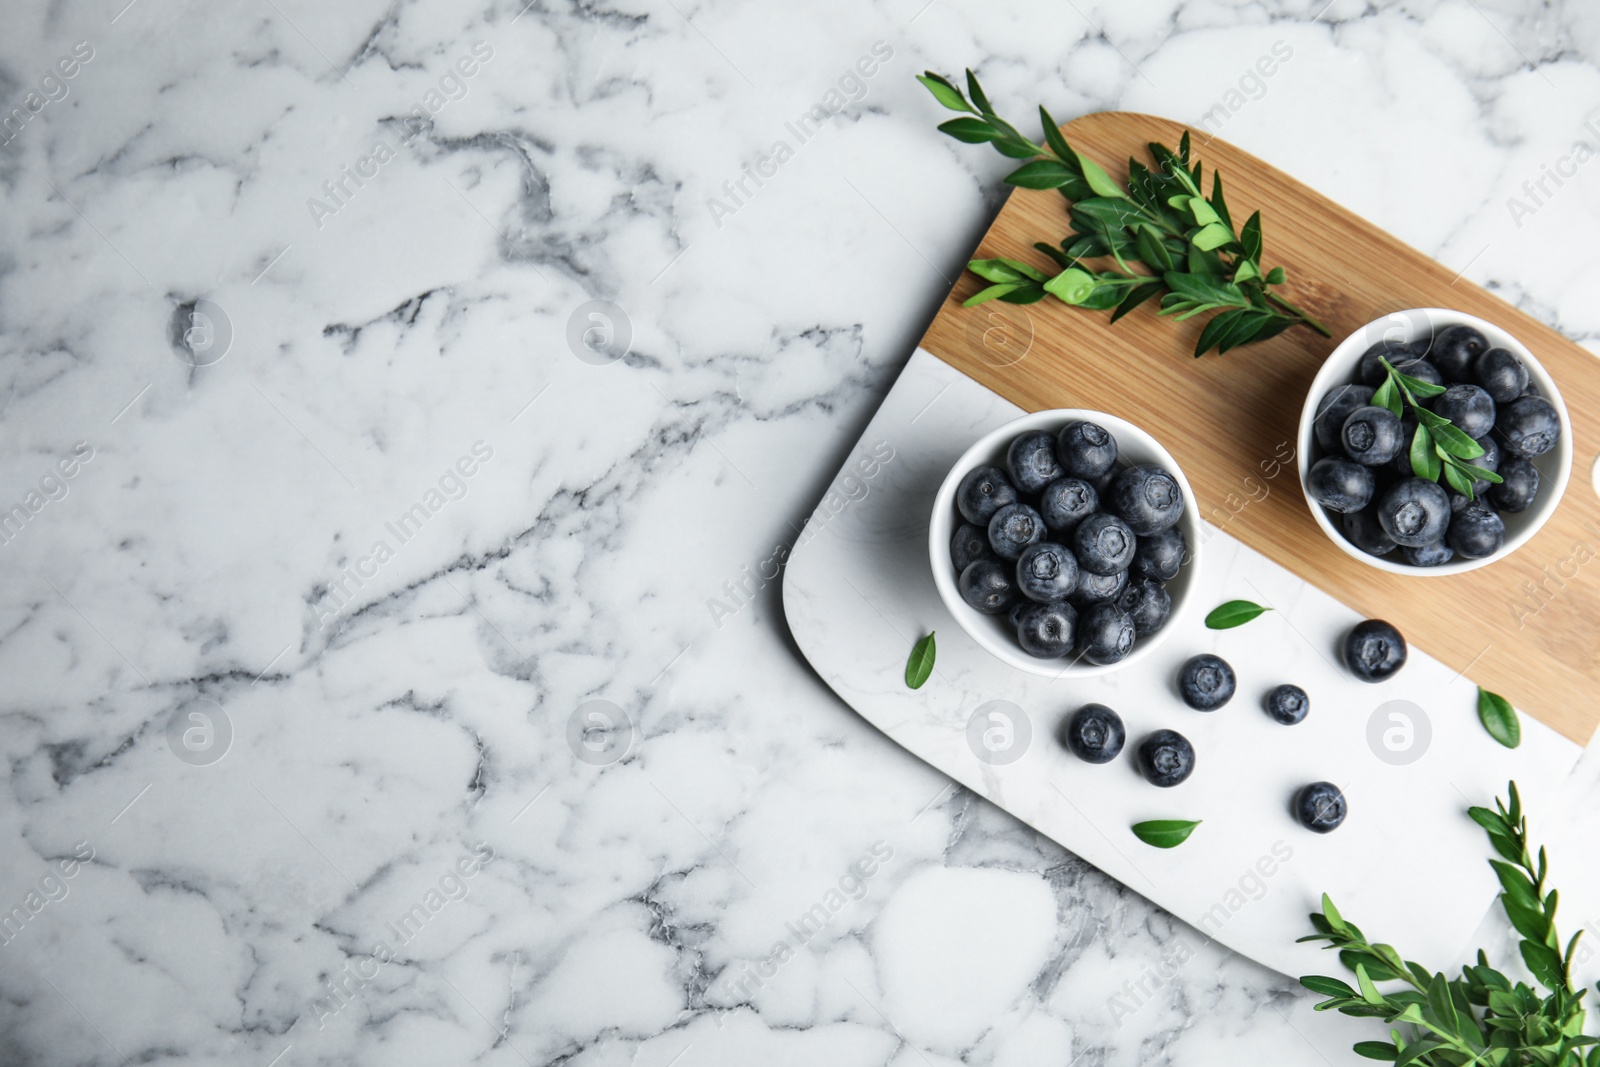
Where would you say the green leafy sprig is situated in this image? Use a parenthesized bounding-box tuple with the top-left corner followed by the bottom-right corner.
(1372, 356, 1504, 501)
(918, 69, 1333, 358)
(1299, 782, 1596, 1065)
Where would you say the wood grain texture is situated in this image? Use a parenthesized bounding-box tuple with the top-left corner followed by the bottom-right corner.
(920, 111, 1600, 745)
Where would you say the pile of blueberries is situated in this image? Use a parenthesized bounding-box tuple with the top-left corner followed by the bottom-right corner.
(951, 420, 1187, 664)
(1307, 324, 1562, 567)
(1052, 617, 1408, 834)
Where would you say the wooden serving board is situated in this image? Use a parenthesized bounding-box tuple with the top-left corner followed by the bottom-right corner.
(922, 111, 1600, 745)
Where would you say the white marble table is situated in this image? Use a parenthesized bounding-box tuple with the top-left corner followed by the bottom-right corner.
(2, 2, 1599, 1065)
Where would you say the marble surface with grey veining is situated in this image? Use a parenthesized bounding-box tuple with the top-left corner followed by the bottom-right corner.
(3, 1, 1600, 1065)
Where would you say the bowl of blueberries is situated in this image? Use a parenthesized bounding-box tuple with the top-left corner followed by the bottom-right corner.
(1297, 308, 1572, 574)
(930, 409, 1200, 676)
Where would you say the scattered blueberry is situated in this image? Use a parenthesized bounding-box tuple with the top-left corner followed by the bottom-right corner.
(1008, 429, 1065, 494)
(1306, 457, 1376, 514)
(1107, 465, 1185, 535)
(1039, 477, 1098, 534)
(1495, 395, 1561, 458)
(1341, 507, 1397, 556)
(1067, 566, 1128, 608)
(1132, 527, 1187, 582)
(988, 503, 1045, 561)
(1015, 541, 1080, 603)
(1076, 602, 1136, 665)
(1431, 384, 1496, 439)
(1473, 347, 1529, 403)
(951, 523, 993, 571)
(1315, 384, 1376, 452)
(1057, 421, 1118, 480)
(1294, 781, 1347, 833)
(1341, 405, 1405, 466)
(1490, 455, 1541, 513)
(1115, 577, 1172, 636)
(1447, 502, 1505, 560)
(1429, 324, 1489, 382)
(1015, 600, 1078, 658)
(959, 559, 1017, 615)
(1063, 703, 1125, 763)
(1403, 540, 1454, 567)
(1376, 478, 1451, 547)
(1137, 729, 1196, 787)
(1073, 512, 1137, 575)
(957, 465, 1019, 525)
(1178, 653, 1236, 711)
(1343, 619, 1406, 682)
(1264, 684, 1308, 725)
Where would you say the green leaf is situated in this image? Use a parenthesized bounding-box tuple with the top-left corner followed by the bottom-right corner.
(963, 69, 992, 114)
(1355, 963, 1384, 1005)
(1204, 599, 1272, 629)
(1163, 271, 1247, 307)
(1240, 211, 1264, 264)
(1192, 222, 1234, 251)
(1111, 281, 1165, 324)
(1033, 242, 1076, 271)
(997, 283, 1046, 304)
(1135, 225, 1175, 273)
(1131, 819, 1202, 848)
(968, 258, 1026, 284)
(1478, 688, 1521, 749)
(1188, 196, 1220, 226)
(1077, 153, 1127, 198)
(1371, 377, 1402, 416)
(1210, 172, 1232, 230)
(905, 632, 936, 689)
(1428, 418, 1485, 459)
(1265, 265, 1286, 285)
(1044, 268, 1097, 305)
(962, 283, 1019, 307)
(918, 73, 974, 113)
(1520, 940, 1564, 991)
(1193, 308, 1245, 358)
(1069, 196, 1145, 231)
(936, 117, 1001, 144)
(1078, 277, 1128, 311)
(1302, 975, 1359, 999)
(1038, 108, 1077, 166)
(1005, 159, 1076, 189)
(1410, 424, 1441, 481)
(1489, 860, 1538, 910)
(1233, 259, 1260, 284)
(993, 138, 1044, 159)
(1352, 1041, 1398, 1061)
(1443, 462, 1475, 499)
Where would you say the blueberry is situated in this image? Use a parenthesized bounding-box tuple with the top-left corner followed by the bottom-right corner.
(1015, 600, 1078, 659)
(1429, 324, 1489, 382)
(1403, 540, 1454, 567)
(1473, 347, 1529, 403)
(1315, 384, 1375, 452)
(1015, 541, 1080, 603)
(1495, 395, 1561, 459)
(956, 465, 1019, 525)
(1063, 703, 1125, 763)
(1395, 358, 1443, 387)
(1115, 577, 1172, 636)
(1073, 512, 1137, 575)
(1490, 455, 1541, 512)
(1057, 421, 1118, 480)
(951, 523, 993, 571)
(1357, 340, 1411, 386)
(988, 503, 1045, 561)
(1008, 599, 1028, 630)
(1294, 781, 1347, 833)
(1264, 684, 1308, 725)
(1008, 430, 1065, 494)
(1343, 619, 1406, 682)
(1039, 477, 1098, 534)
(1076, 602, 1136, 665)
(1067, 566, 1128, 608)
(1306, 457, 1376, 514)
(1137, 729, 1196, 787)
(1447, 502, 1505, 560)
(1341, 405, 1405, 466)
(1431, 384, 1496, 439)
(959, 559, 1017, 615)
(1377, 478, 1451, 547)
(1178, 653, 1236, 710)
(1108, 465, 1185, 536)
(1092, 463, 1121, 497)
(1389, 414, 1420, 479)
(1132, 527, 1187, 582)
(1341, 507, 1397, 556)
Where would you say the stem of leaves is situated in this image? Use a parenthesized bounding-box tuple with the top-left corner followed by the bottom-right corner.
(1373, 357, 1504, 500)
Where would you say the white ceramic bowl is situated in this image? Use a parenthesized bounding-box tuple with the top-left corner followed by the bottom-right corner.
(929, 409, 1201, 677)
(1296, 308, 1572, 576)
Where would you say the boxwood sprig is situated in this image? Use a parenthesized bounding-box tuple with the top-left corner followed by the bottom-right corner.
(1372, 356, 1504, 500)
(919, 69, 1332, 357)
(1299, 782, 1598, 1066)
